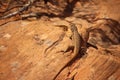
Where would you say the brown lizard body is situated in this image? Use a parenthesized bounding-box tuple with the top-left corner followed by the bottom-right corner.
(53, 23, 83, 80)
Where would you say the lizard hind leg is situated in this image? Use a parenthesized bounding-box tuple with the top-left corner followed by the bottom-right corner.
(56, 45, 74, 55)
(64, 46, 74, 53)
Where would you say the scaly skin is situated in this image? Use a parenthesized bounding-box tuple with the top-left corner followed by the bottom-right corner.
(53, 23, 82, 80)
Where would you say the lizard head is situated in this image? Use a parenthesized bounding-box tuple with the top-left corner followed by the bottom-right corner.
(70, 23, 78, 32)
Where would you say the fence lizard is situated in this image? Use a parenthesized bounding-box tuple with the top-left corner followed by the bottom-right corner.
(53, 23, 83, 80)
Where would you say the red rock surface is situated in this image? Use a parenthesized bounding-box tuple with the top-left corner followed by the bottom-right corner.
(0, 0, 120, 80)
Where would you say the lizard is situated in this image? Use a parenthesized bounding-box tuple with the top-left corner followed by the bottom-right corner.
(53, 23, 83, 80)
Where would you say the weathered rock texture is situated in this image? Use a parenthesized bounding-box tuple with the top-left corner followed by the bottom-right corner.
(0, 0, 120, 80)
